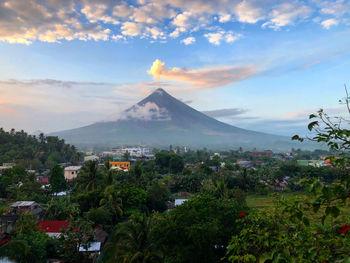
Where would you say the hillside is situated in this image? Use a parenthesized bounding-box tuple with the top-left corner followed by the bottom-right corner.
(52, 88, 306, 150)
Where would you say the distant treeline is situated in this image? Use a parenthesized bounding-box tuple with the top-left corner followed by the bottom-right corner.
(0, 128, 82, 169)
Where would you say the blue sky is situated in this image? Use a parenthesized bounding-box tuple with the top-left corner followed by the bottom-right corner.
(0, 0, 350, 136)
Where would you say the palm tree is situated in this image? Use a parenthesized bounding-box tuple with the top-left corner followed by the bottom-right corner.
(99, 185, 123, 223)
(76, 160, 102, 191)
(103, 214, 161, 263)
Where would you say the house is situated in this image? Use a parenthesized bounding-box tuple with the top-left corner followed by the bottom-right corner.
(64, 166, 81, 181)
(0, 201, 45, 233)
(175, 199, 187, 206)
(37, 176, 49, 185)
(0, 163, 15, 174)
(297, 160, 330, 167)
(84, 155, 99, 162)
(109, 161, 130, 170)
(79, 242, 101, 253)
(236, 160, 254, 169)
(250, 151, 274, 158)
(37, 221, 69, 237)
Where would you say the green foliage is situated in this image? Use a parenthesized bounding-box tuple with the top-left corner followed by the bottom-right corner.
(12, 213, 38, 235)
(45, 196, 80, 220)
(117, 184, 147, 215)
(155, 151, 184, 174)
(225, 208, 350, 262)
(75, 160, 103, 191)
(49, 164, 68, 193)
(146, 181, 170, 212)
(103, 214, 161, 263)
(2, 231, 51, 263)
(0, 128, 81, 168)
(152, 195, 246, 263)
(58, 218, 94, 262)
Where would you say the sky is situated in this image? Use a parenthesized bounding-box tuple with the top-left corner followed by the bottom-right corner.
(0, 0, 350, 136)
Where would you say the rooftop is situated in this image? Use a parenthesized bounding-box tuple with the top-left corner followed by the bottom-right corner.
(10, 201, 36, 207)
(38, 221, 69, 233)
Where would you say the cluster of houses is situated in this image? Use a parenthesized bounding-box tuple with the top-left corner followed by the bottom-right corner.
(0, 201, 108, 257)
(101, 146, 154, 159)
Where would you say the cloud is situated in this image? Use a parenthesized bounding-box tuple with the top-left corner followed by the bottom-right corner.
(181, 36, 196, 45)
(319, 0, 350, 17)
(147, 59, 259, 89)
(321, 18, 339, 29)
(0, 0, 346, 45)
(202, 108, 248, 117)
(284, 106, 347, 119)
(0, 0, 112, 44)
(204, 30, 242, 45)
(262, 1, 312, 29)
(218, 14, 231, 23)
(0, 102, 19, 117)
(234, 1, 265, 23)
(0, 79, 111, 89)
(121, 102, 171, 121)
(121, 22, 143, 36)
(0, 77, 135, 132)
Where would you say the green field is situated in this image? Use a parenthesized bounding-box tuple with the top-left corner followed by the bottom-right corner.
(247, 192, 302, 209)
(247, 192, 350, 221)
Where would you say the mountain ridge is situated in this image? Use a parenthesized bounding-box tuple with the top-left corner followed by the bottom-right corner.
(51, 88, 305, 150)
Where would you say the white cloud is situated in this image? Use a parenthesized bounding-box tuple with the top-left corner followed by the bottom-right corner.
(113, 3, 134, 19)
(204, 30, 242, 45)
(204, 31, 224, 45)
(262, 1, 312, 29)
(218, 14, 231, 23)
(181, 36, 196, 45)
(122, 102, 171, 121)
(81, 3, 119, 25)
(0, 0, 345, 45)
(144, 26, 165, 40)
(319, 0, 349, 16)
(321, 18, 339, 29)
(234, 1, 265, 23)
(121, 22, 143, 36)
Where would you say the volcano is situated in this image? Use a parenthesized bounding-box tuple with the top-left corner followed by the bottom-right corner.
(52, 88, 295, 150)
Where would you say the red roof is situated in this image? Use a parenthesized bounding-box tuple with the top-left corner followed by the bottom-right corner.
(0, 237, 10, 246)
(38, 221, 69, 233)
(39, 177, 49, 184)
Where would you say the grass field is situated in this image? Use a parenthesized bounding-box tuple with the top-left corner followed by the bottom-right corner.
(246, 192, 302, 209)
(246, 192, 350, 222)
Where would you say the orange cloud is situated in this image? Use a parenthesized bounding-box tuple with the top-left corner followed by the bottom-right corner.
(0, 102, 20, 117)
(147, 59, 260, 89)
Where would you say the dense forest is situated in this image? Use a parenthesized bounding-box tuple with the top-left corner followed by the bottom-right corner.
(0, 128, 82, 168)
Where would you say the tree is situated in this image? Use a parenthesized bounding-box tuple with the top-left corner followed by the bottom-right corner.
(49, 164, 68, 193)
(99, 185, 123, 223)
(59, 219, 94, 262)
(2, 231, 51, 263)
(123, 151, 131, 161)
(152, 195, 246, 263)
(103, 214, 161, 263)
(169, 154, 184, 174)
(1, 214, 51, 263)
(75, 160, 102, 191)
(225, 90, 350, 262)
(146, 181, 170, 212)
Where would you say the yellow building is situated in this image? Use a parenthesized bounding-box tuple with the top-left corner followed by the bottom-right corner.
(109, 161, 130, 170)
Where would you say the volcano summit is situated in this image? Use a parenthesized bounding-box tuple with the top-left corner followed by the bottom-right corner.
(52, 88, 295, 150)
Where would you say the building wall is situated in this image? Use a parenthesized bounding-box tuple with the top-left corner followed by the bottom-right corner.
(64, 169, 79, 180)
(109, 161, 130, 169)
